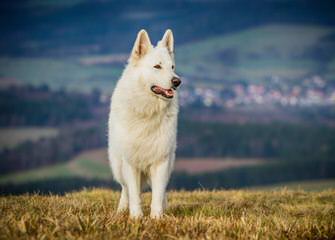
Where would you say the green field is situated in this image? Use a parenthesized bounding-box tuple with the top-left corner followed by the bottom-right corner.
(1, 24, 334, 92)
(0, 127, 58, 150)
(0, 148, 267, 185)
(1, 189, 334, 239)
(0, 57, 121, 92)
(1, 147, 334, 192)
(0, 149, 112, 184)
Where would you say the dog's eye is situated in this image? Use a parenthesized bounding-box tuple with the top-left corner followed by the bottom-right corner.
(154, 64, 162, 69)
(172, 65, 175, 70)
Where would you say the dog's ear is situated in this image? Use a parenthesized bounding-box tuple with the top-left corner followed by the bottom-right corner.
(130, 29, 152, 63)
(159, 29, 174, 54)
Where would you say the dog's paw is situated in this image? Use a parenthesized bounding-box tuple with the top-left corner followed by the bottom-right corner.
(116, 206, 128, 214)
(129, 208, 143, 219)
(150, 209, 163, 219)
(117, 200, 129, 213)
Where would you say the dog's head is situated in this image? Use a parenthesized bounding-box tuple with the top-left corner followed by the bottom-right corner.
(128, 29, 181, 100)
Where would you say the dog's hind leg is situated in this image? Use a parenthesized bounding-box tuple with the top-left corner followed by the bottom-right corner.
(110, 155, 129, 213)
(163, 193, 168, 210)
(117, 185, 128, 213)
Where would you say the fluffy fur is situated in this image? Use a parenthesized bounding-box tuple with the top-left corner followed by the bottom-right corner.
(108, 29, 180, 218)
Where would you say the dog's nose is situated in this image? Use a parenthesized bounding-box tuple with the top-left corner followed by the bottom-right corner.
(171, 77, 181, 88)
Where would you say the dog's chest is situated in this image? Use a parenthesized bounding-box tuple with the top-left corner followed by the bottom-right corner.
(124, 111, 177, 168)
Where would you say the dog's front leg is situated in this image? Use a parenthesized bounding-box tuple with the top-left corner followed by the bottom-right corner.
(150, 159, 170, 218)
(122, 159, 143, 218)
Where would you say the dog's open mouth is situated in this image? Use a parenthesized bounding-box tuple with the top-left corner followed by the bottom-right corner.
(151, 85, 174, 99)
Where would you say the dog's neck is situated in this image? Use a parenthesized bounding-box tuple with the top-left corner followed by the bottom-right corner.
(126, 93, 176, 119)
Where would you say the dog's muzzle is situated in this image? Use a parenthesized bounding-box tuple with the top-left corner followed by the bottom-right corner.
(151, 76, 181, 99)
(151, 85, 174, 98)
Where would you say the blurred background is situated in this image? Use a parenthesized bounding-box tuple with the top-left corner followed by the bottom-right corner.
(1, 0, 335, 194)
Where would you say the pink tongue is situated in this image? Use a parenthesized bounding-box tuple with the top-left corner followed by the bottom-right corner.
(153, 86, 174, 98)
(164, 89, 174, 97)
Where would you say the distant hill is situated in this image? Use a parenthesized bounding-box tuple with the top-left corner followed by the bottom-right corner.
(0, 23, 334, 92)
(1, 0, 335, 56)
(178, 24, 335, 84)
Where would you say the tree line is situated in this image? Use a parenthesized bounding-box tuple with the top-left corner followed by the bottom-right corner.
(0, 85, 102, 126)
(0, 123, 106, 174)
(177, 120, 335, 162)
(1, 85, 334, 177)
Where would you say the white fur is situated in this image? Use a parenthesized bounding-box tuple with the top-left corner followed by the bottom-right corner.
(108, 29, 179, 218)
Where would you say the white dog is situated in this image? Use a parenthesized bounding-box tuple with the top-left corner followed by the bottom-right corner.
(108, 29, 181, 218)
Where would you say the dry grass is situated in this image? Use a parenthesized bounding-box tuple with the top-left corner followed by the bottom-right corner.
(0, 189, 334, 239)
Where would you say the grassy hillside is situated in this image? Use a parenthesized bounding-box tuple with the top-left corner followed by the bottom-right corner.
(1, 189, 334, 239)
